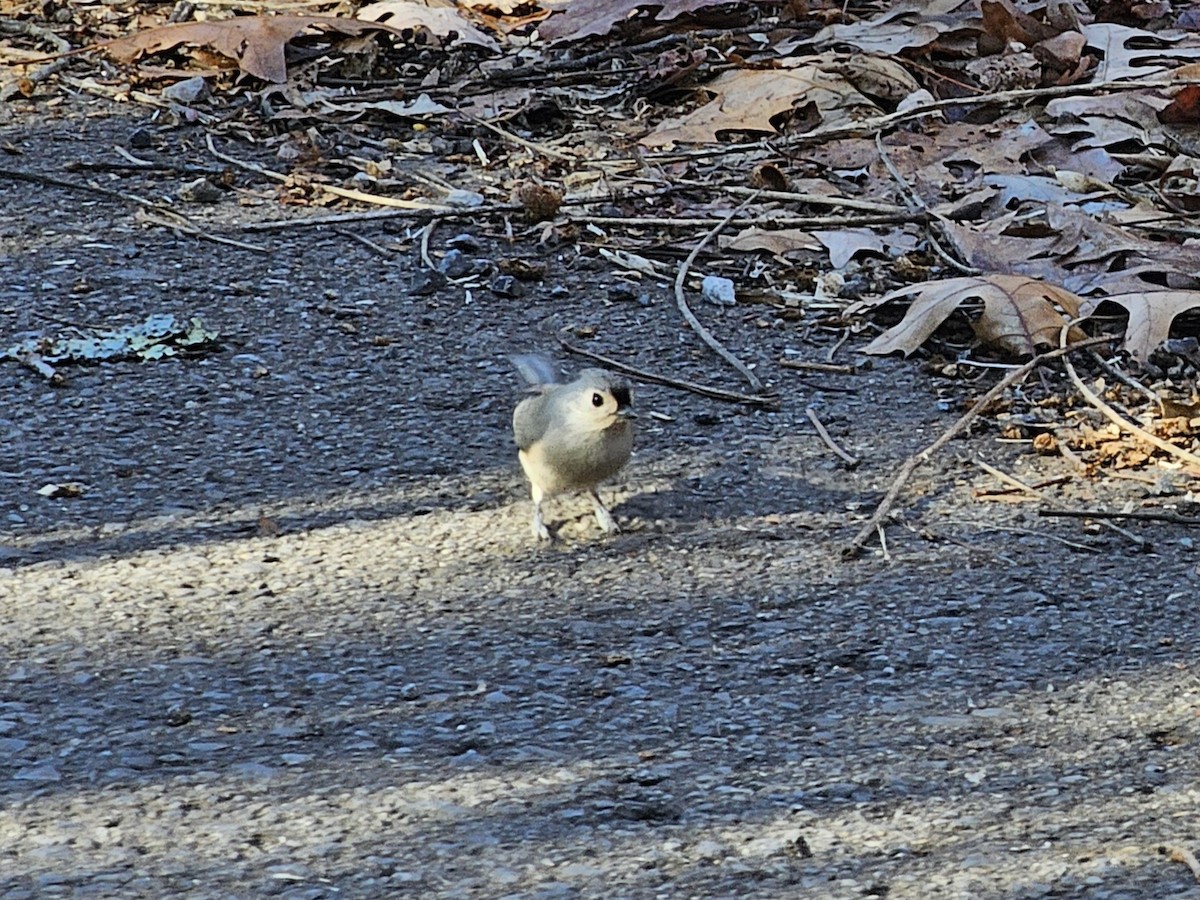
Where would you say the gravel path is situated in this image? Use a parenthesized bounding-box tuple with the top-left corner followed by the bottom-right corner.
(2, 104, 1200, 899)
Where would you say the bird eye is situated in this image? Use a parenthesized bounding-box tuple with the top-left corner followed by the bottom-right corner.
(591, 392, 604, 407)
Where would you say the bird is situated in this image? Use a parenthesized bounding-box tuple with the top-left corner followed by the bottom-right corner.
(510, 353, 635, 541)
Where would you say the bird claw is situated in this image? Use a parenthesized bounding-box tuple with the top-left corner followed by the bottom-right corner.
(531, 503, 552, 541)
(591, 493, 620, 534)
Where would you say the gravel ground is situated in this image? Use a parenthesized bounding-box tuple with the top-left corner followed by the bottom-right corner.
(2, 102, 1200, 899)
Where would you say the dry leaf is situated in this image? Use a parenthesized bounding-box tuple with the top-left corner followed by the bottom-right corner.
(538, 0, 728, 41)
(356, 1, 501, 52)
(1083, 22, 1200, 80)
(102, 16, 411, 83)
(980, 0, 1060, 47)
(821, 54, 921, 101)
(1082, 291, 1200, 361)
(812, 229, 885, 268)
(798, 0, 966, 55)
(641, 58, 879, 148)
(856, 275, 1085, 357)
(1158, 85, 1200, 124)
(721, 227, 821, 257)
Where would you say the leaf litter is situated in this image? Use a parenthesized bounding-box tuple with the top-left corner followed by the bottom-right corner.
(4, 0, 1200, 528)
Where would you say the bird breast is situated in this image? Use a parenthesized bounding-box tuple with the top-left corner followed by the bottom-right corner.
(531, 419, 632, 494)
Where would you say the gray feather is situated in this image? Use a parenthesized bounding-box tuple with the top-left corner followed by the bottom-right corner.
(510, 353, 561, 387)
(512, 393, 551, 451)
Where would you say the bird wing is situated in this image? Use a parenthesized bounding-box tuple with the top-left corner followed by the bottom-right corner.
(512, 390, 552, 451)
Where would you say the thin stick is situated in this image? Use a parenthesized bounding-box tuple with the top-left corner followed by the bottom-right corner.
(555, 334, 779, 408)
(975, 458, 1149, 549)
(826, 328, 850, 363)
(1060, 322, 1200, 468)
(947, 519, 1101, 554)
(0, 57, 69, 101)
(570, 212, 924, 230)
(1039, 508, 1200, 526)
(419, 221, 437, 270)
(974, 474, 1072, 496)
(0, 165, 163, 208)
(63, 159, 222, 176)
(711, 185, 907, 214)
(331, 227, 395, 256)
(875, 132, 977, 275)
(0, 166, 266, 251)
(13, 352, 65, 386)
(1161, 845, 1200, 883)
(843, 335, 1114, 559)
(135, 209, 268, 254)
(242, 204, 523, 231)
(1054, 432, 1088, 471)
(1088, 349, 1161, 409)
(0, 19, 71, 101)
(806, 406, 859, 468)
(674, 192, 764, 391)
(461, 112, 577, 162)
(781, 359, 858, 375)
(906, 520, 1019, 565)
(205, 135, 453, 212)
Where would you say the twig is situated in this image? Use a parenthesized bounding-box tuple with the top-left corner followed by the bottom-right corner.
(1060, 322, 1200, 469)
(975, 458, 1149, 549)
(331, 227, 395, 256)
(0, 165, 161, 207)
(1128, 221, 1200, 240)
(875, 132, 977, 275)
(419, 221, 437, 270)
(135, 209, 268, 254)
(1087, 349, 1162, 410)
(674, 192, 764, 391)
(0, 165, 265, 251)
(1054, 432, 1088, 471)
(876, 524, 890, 562)
(13, 352, 65, 386)
(827, 328, 850, 363)
(706, 184, 908, 215)
(556, 333, 779, 409)
(64, 159, 224, 177)
(905, 519, 1019, 565)
(1039, 508, 1200, 526)
(206, 135, 453, 211)
(946, 519, 1100, 554)
(806, 406, 859, 468)
(781, 359, 858, 375)
(1160, 845, 1200, 883)
(0, 19, 72, 102)
(843, 335, 1114, 559)
(242, 204, 523, 231)
(570, 212, 925, 230)
(974, 474, 1072, 496)
(1, 58, 70, 102)
(460, 112, 577, 162)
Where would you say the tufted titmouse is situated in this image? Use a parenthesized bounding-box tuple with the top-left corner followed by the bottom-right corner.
(511, 353, 635, 541)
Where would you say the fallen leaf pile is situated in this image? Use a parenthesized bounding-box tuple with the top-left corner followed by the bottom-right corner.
(998, 377, 1200, 479)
